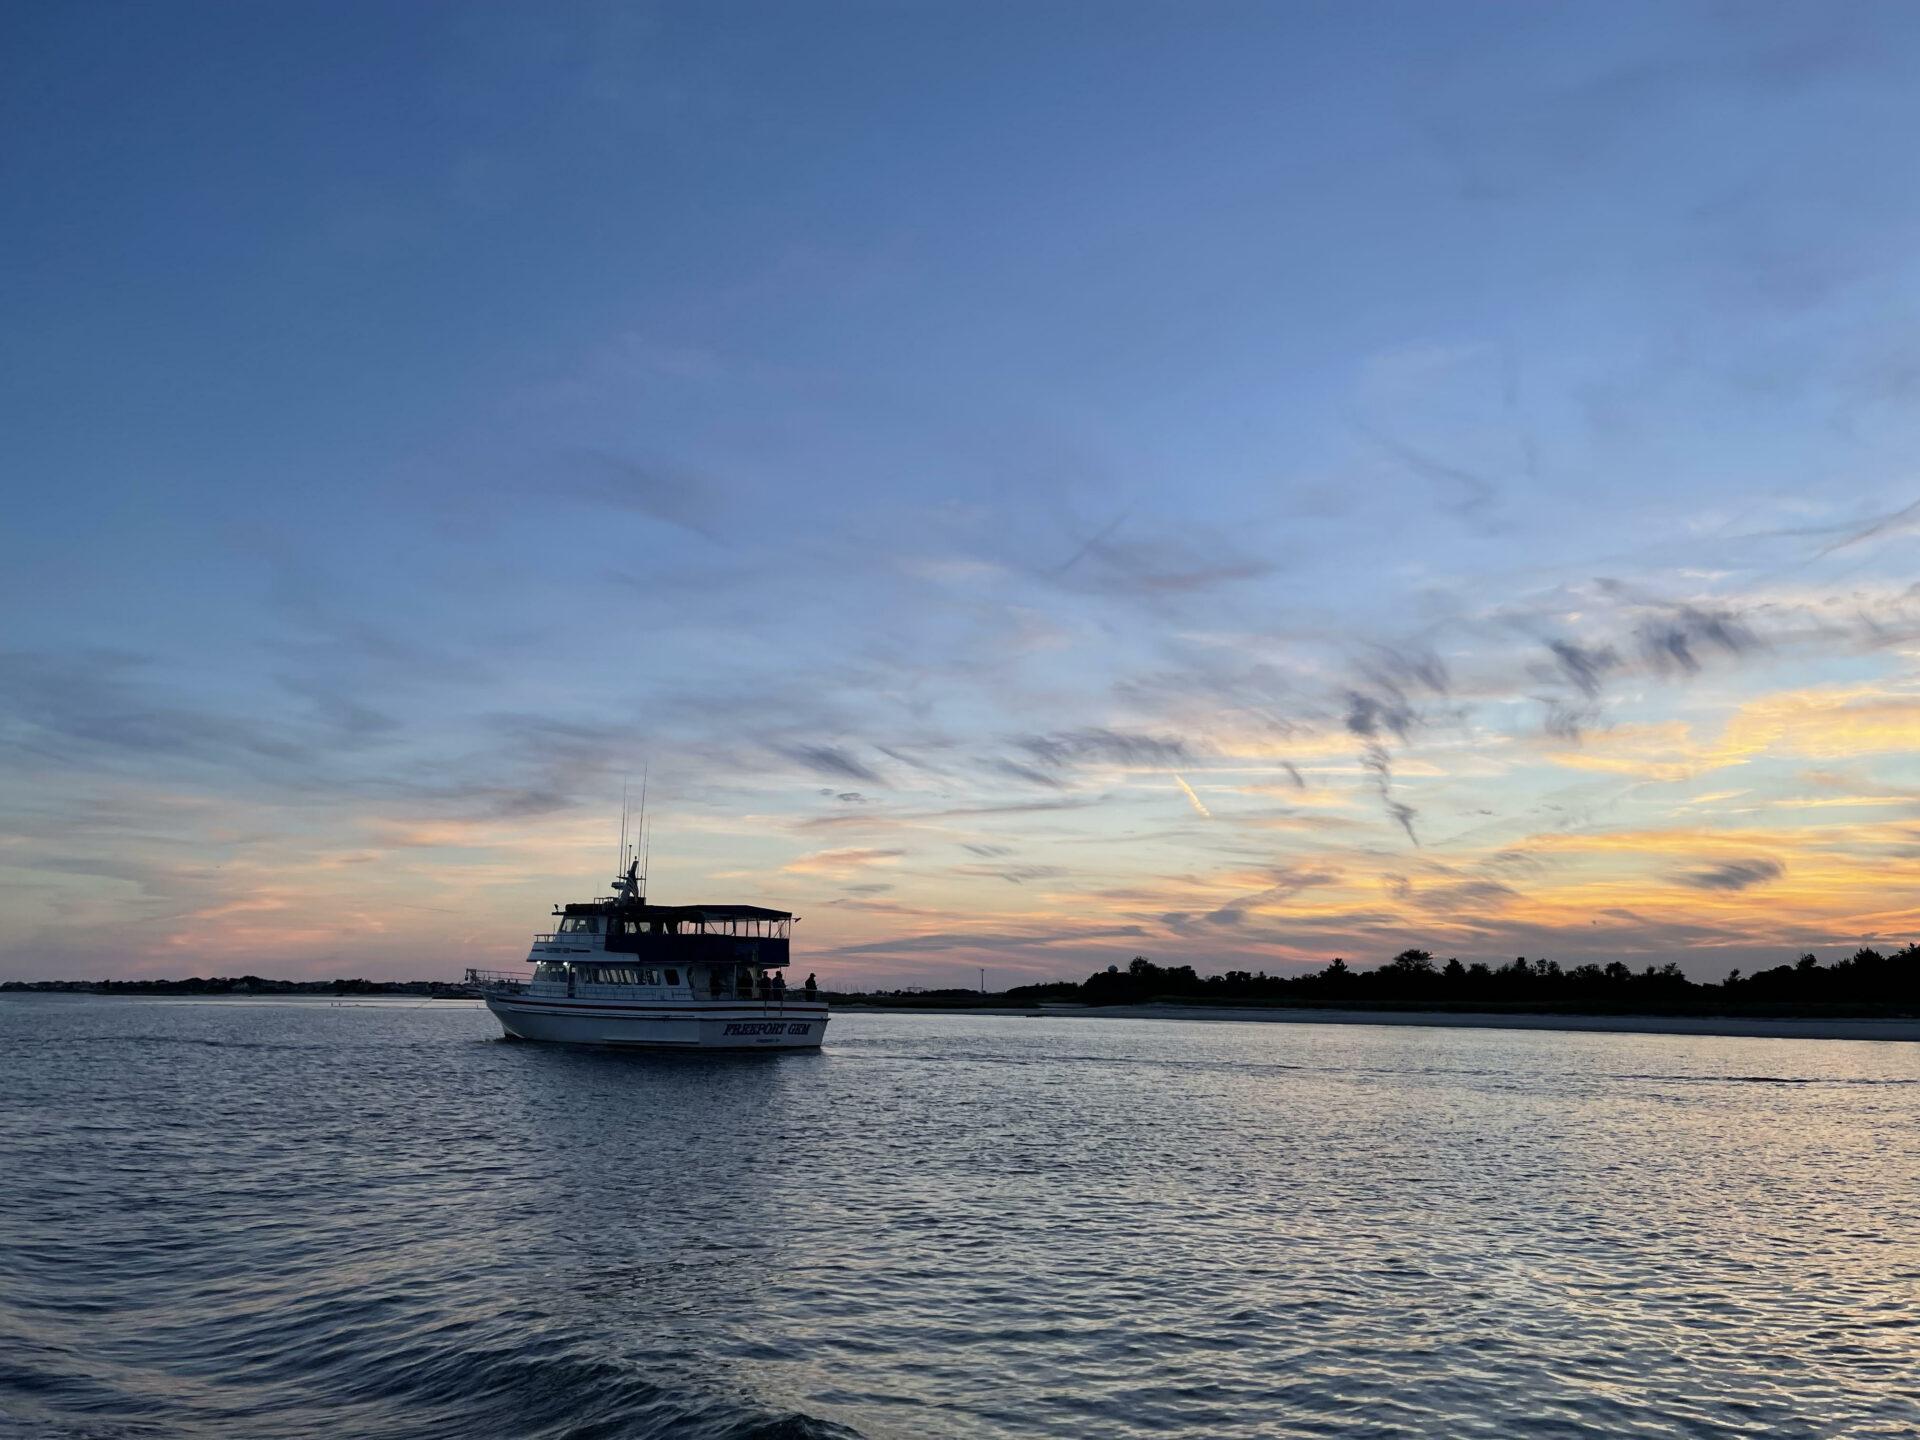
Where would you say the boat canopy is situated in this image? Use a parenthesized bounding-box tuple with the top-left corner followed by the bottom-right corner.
(549, 897, 796, 964)
(558, 901, 792, 925)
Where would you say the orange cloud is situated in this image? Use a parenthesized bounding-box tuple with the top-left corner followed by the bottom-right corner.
(1718, 685, 1920, 761)
(783, 847, 906, 875)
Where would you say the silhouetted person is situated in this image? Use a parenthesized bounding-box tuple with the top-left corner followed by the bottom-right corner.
(804, 972, 818, 1000)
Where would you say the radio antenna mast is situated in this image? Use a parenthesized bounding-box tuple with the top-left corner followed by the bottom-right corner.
(636, 765, 650, 899)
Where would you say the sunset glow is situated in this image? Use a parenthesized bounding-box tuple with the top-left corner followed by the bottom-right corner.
(6, 4, 1920, 986)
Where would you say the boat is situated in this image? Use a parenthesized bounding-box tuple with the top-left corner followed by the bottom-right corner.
(465, 856, 827, 1050)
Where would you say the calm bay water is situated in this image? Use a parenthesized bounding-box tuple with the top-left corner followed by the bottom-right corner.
(1, 998, 1916, 1439)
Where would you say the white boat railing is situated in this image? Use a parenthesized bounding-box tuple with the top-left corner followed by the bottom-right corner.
(464, 967, 824, 1006)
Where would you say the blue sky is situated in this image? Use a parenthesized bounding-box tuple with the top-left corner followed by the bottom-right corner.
(7, 2, 1920, 983)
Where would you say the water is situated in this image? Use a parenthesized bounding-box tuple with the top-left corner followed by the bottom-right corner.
(2, 999, 1916, 1439)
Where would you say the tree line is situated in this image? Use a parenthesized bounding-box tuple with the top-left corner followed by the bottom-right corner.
(1, 976, 456, 995)
(1000, 944, 1920, 1011)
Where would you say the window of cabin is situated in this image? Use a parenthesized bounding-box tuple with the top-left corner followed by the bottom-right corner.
(664, 969, 679, 986)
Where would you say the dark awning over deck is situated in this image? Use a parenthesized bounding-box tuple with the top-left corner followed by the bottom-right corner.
(559, 901, 793, 923)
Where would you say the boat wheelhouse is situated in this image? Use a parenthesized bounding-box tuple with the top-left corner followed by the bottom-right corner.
(467, 861, 826, 1049)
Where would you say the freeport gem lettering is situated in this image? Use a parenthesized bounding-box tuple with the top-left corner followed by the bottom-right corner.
(721, 1022, 814, 1036)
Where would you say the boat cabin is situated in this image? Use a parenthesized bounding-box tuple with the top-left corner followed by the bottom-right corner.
(525, 900, 801, 1003)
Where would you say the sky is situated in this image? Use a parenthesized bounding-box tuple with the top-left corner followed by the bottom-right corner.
(6, 2, 1920, 986)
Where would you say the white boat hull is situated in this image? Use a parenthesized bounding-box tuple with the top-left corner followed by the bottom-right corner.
(484, 994, 828, 1049)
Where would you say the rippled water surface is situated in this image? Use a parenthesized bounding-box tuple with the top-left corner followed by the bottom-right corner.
(3, 998, 1917, 1439)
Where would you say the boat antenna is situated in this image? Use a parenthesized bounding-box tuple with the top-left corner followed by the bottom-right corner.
(635, 764, 650, 901)
(619, 777, 630, 876)
(641, 817, 652, 902)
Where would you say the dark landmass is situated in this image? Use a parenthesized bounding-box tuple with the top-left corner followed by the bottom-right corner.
(834, 945, 1920, 1019)
(11, 946, 1916, 1023)
(1, 976, 476, 997)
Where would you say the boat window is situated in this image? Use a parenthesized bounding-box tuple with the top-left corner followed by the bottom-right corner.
(664, 968, 679, 986)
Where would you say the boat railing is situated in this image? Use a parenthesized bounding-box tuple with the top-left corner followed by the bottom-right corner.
(463, 968, 823, 1004)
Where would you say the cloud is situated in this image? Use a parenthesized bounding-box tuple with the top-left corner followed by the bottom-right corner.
(1346, 690, 1420, 844)
(1675, 858, 1786, 891)
(1719, 686, 1920, 761)
(1017, 727, 1192, 769)
(1634, 605, 1759, 676)
(1538, 638, 1621, 706)
(1812, 495, 1920, 558)
(952, 863, 1067, 885)
(829, 923, 1151, 957)
(1345, 690, 1417, 745)
(987, 758, 1068, 789)
(1173, 774, 1212, 819)
(778, 744, 883, 784)
(1355, 420, 1500, 524)
(1048, 519, 1276, 597)
(550, 449, 722, 538)
(783, 847, 905, 875)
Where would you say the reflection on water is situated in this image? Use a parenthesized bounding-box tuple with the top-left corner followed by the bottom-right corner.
(1, 997, 1915, 1439)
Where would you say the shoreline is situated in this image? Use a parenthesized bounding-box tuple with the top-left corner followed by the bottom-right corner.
(835, 1003, 1920, 1042)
